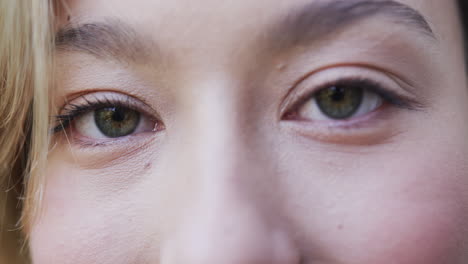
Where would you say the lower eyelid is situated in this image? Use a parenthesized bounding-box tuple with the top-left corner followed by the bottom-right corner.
(281, 105, 402, 145)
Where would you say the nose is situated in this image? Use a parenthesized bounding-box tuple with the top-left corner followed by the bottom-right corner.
(160, 80, 301, 264)
(160, 189, 301, 264)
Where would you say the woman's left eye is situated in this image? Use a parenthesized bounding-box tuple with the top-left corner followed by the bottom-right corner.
(73, 106, 156, 139)
(296, 84, 383, 121)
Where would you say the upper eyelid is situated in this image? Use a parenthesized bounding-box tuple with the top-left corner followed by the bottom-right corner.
(279, 67, 424, 119)
(292, 79, 396, 108)
(59, 91, 159, 118)
(279, 63, 421, 108)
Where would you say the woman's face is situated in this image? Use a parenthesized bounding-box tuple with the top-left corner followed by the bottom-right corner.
(30, 0, 468, 263)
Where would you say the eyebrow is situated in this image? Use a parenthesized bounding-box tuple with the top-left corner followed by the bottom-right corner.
(55, 0, 435, 62)
(55, 20, 155, 63)
(272, 0, 435, 48)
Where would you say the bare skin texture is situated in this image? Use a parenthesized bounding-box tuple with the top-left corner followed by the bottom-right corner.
(30, 0, 468, 263)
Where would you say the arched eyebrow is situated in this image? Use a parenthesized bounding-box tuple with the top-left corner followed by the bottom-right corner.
(271, 0, 435, 49)
(55, 0, 436, 63)
(55, 20, 157, 63)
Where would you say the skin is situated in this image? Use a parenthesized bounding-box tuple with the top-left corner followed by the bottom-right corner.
(29, 0, 468, 263)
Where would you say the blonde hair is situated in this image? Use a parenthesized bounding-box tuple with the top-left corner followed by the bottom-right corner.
(0, 0, 54, 262)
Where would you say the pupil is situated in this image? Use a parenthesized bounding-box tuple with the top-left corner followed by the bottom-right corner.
(330, 86, 345, 101)
(112, 108, 126, 122)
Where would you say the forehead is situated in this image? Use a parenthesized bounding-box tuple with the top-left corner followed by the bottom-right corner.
(57, 0, 462, 68)
(58, 0, 459, 65)
(60, 0, 453, 36)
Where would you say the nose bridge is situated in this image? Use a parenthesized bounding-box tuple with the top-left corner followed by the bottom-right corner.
(177, 76, 263, 223)
(160, 78, 300, 264)
(179, 77, 248, 184)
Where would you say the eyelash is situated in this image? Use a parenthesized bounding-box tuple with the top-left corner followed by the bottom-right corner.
(282, 76, 420, 120)
(52, 95, 150, 134)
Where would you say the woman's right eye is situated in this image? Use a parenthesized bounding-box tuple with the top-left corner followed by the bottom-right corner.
(54, 92, 161, 142)
(73, 106, 157, 139)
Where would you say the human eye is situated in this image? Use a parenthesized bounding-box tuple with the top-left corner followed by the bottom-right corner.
(280, 67, 423, 143)
(292, 78, 398, 121)
(53, 92, 162, 146)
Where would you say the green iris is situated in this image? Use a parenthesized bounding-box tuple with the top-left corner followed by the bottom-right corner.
(316, 85, 364, 119)
(94, 107, 140, 138)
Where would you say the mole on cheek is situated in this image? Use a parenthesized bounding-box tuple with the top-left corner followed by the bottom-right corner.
(276, 63, 287, 71)
(144, 162, 152, 170)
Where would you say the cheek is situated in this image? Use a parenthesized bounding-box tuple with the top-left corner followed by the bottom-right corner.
(366, 207, 466, 263)
(280, 137, 468, 263)
(383, 152, 468, 262)
(28, 161, 155, 264)
(349, 154, 467, 263)
(30, 218, 142, 264)
(348, 180, 467, 264)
